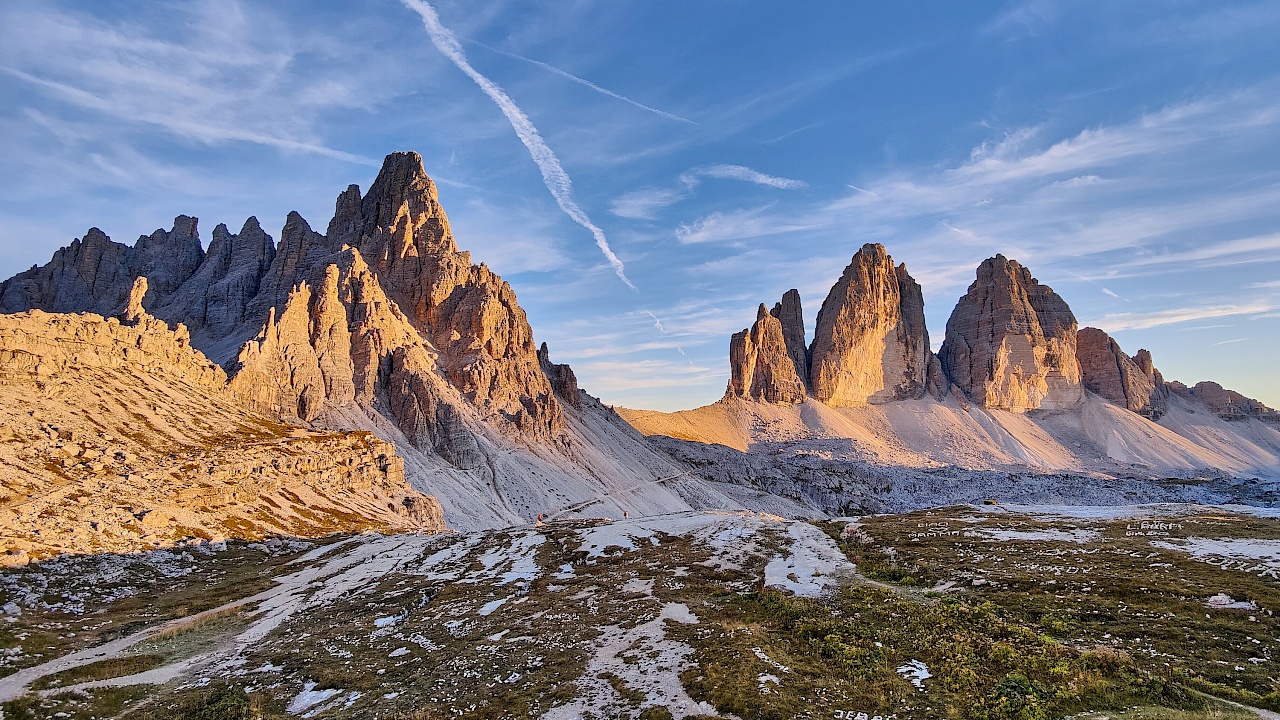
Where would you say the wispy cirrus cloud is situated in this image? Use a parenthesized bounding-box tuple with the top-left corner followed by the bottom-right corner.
(1089, 302, 1274, 332)
(0, 1, 378, 166)
(610, 164, 807, 220)
(684, 165, 807, 190)
(674, 206, 828, 245)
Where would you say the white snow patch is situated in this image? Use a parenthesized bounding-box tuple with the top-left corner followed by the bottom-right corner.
(543, 603, 715, 719)
(388, 647, 410, 658)
(765, 522, 857, 597)
(478, 597, 508, 616)
(576, 511, 763, 560)
(287, 682, 341, 714)
(897, 659, 932, 689)
(622, 577, 654, 596)
(469, 530, 545, 586)
(373, 614, 404, 629)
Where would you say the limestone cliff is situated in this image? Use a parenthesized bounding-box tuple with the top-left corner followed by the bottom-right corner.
(337, 152, 565, 440)
(1076, 327, 1167, 419)
(0, 306, 444, 564)
(228, 248, 495, 466)
(770, 289, 809, 389)
(938, 255, 1082, 412)
(726, 304, 807, 404)
(808, 244, 932, 406)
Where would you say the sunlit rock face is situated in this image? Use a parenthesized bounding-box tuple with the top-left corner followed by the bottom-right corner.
(939, 254, 1082, 412)
(727, 304, 808, 404)
(808, 243, 932, 407)
(1076, 327, 1168, 419)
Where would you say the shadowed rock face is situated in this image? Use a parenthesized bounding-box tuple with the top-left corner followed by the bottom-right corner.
(808, 244, 932, 406)
(939, 255, 1082, 412)
(0, 217, 205, 317)
(727, 304, 807, 404)
(152, 217, 276, 343)
(1076, 327, 1167, 419)
(770, 289, 809, 389)
(539, 342, 581, 409)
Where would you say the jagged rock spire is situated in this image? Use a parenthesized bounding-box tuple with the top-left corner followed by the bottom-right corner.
(770, 289, 809, 389)
(808, 244, 932, 406)
(727, 304, 807, 404)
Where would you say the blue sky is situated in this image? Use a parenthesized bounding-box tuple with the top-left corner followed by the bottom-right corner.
(2, 1, 1279, 411)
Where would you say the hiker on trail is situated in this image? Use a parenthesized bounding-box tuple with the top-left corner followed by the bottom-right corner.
(536, 513, 544, 523)
(624, 510, 630, 519)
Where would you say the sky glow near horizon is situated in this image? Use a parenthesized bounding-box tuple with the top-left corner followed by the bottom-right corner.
(1, 1, 1279, 411)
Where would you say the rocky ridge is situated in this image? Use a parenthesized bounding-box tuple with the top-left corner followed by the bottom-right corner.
(0, 305, 443, 564)
(1076, 327, 1168, 419)
(1170, 381, 1280, 422)
(0, 150, 744, 532)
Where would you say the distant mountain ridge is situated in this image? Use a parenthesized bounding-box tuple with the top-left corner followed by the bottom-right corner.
(0, 151, 807, 532)
(622, 243, 1280, 509)
(721, 242, 1276, 423)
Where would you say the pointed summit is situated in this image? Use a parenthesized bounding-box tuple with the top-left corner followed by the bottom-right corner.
(359, 150, 457, 257)
(727, 304, 807, 404)
(770, 289, 809, 389)
(808, 244, 932, 406)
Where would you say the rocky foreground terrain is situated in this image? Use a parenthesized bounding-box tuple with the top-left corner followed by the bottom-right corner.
(1, 506, 1280, 718)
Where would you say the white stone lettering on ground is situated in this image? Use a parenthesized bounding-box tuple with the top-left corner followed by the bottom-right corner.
(981, 529, 1098, 544)
(1206, 593, 1257, 610)
(1152, 537, 1280, 579)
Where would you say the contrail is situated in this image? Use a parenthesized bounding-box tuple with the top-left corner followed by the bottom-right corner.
(402, 0, 636, 290)
(474, 42, 697, 125)
(644, 310, 698, 368)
